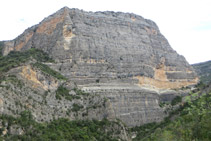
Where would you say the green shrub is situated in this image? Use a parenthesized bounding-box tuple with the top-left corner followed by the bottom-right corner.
(0, 75, 24, 88)
(171, 96, 182, 106)
(73, 88, 89, 96)
(0, 112, 121, 140)
(33, 62, 67, 80)
(0, 48, 53, 73)
(132, 90, 211, 141)
(55, 86, 84, 101)
(71, 103, 83, 112)
(55, 86, 70, 100)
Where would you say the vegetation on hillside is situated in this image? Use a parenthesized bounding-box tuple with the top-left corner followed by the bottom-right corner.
(55, 86, 83, 101)
(0, 48, 67, 80)
(0, 48, 53, 73)
(192, 61, 211, 84)
(132, 83, 211, 141)
(0, 111, 123, 141)
(33, 62, 67, 80)
(0, 41, 4, 57)
(1, 41, 211, 141)
(56, 85, 71, 100)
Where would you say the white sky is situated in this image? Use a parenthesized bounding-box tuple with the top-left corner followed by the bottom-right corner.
(0, 0, 211, 64)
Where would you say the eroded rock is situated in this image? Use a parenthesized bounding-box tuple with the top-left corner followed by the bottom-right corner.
(1, 7, 198, 126)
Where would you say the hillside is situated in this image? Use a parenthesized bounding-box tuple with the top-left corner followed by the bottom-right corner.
(132, 82, 211, 140)
(192, 60, 211, 84)
(0, 114, 129, 140)
(0, 46, 130, 140)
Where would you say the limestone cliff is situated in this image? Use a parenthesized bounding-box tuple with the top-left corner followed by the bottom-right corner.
(1, 7, 198, 127)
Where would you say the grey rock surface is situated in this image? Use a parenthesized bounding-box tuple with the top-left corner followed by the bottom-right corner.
(82, 84, 165, 127)
(0, 67, 111, 123)
(1, 7, 198, 127)
(2, 7, 197, 88)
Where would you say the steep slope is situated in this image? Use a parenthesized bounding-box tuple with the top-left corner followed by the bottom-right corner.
(0, 48, 113, 122)
(192, 60, 211, 84)
(0, 7, 198, 127)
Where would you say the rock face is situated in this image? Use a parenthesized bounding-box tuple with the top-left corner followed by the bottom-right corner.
(1, 7, 198, 127)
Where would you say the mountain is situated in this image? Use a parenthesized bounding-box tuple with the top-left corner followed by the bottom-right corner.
(192, 60, 211, 84)
(0, 7, 199, 139)
(2, 7, 198, 90)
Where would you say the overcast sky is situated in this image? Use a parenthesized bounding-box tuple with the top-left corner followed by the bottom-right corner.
(0, 0, 210, 64)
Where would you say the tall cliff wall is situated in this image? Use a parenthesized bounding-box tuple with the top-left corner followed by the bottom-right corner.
(1, 7, 198, 126)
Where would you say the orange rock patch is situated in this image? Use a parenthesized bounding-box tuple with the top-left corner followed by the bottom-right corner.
(154, 61, 168, 81)
(20, 66, 43, 89)
(37, 14, 65, 35)
(63, 25, 75, 50)
(63, 25, 74, 37)
(131, 17, 136, 21)
(20, 65, 59, 90)
(135, 75, 198, 89)
(134, 58, 198, 89)
(14, 32, 34, 51)
(15, 42, 25, 51)
(144, 27, 157, 35)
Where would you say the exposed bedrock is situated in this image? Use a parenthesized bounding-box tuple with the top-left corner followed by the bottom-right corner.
(2, 7, 198, 126)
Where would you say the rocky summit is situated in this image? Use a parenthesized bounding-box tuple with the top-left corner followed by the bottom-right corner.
(0, 7, 198, 127)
